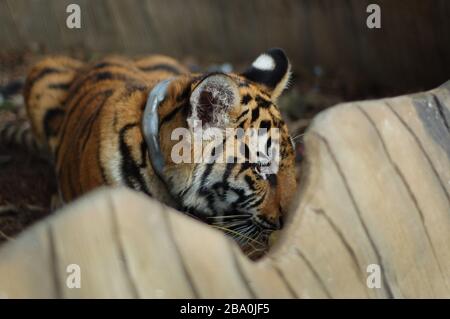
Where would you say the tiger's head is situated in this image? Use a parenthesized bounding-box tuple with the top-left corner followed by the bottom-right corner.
(152, 49, 297, 258)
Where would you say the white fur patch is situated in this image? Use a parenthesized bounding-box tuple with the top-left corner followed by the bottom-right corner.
(252, 54, 275, 71)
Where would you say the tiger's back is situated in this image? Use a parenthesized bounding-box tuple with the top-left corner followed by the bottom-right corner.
(25, 55, 188, 204)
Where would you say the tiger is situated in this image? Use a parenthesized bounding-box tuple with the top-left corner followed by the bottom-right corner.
(20, 48, 298, 258)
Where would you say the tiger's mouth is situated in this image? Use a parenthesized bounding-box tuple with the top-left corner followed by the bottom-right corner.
(239, 232, 271, 260)
(204, 212, 279, 259)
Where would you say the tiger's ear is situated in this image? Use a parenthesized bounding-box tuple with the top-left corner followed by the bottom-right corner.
(241, 48, 291, 100)
(188, 73, 240, 130)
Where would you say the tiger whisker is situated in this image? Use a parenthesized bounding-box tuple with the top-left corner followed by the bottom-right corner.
(211, 219, 246, 225)
(292, 133, 305, 141)
(242, 228, 259, 245)
(211, 225, 265, 246)
(212, 222, 249, 233)
(230, 223, 254, 235)
(240, 224, 255, 236)
(237, 226, 261, 246)
(248, 231, 269, 247)
(207, 214, 252, 220)
(211, 220, 249, 229)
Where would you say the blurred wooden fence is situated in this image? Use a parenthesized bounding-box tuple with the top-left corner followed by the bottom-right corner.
(0, 0, 449, 96)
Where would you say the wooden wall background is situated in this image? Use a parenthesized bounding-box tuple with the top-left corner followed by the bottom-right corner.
(0, 0, 449, 97)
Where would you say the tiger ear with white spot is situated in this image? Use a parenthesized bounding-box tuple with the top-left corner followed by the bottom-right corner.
(188, 73, 240, 131)
(241, 48, 291, 101)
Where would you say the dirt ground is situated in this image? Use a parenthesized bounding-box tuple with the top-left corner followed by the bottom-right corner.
(0, 146, 56, 241)
(0, 50, 344, 245)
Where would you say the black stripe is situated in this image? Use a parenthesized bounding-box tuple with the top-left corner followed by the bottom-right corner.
(55, 68, 141, 159)
(223, 162, 236, 183)
(97, 141, 108, 184)
(251, 107, 260, 121)
(55, 89, 100, 161)
(63, 69, 142, 107)
(267, 173, 277, 187)
(28, 67, 63, 85)
(92, 61, 141, 73)
(240, 143, 251, 160)
(94, 71, 116, 81)
(48, 82, 71, 90)
(259, 120, 271, 130)
(241, 94, 252, 105)
(199, 164, 214, 194)
(176, 85, 192, 103)
(255, 95, 272, 108)
(244, 174, 256, 191)
(229, 186, 251, 207)
(197, 164, 218, 213)
(246, 192, 266, 209)
(78, 91, 113, 154)
(236, 109, 249, 122)
(238, 192, 257, 209)
(119, 123, 151, 195)
(92, 62, 118, 70)
(237, 120, 246, 129)
(159, 102, 189, 128)
(138, 140, 148, 168)
(237, 162, 251, 176)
